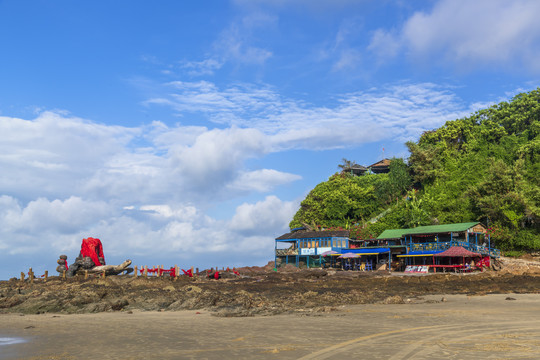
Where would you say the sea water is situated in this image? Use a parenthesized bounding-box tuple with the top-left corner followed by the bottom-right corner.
(0, 337, 26, 359)
(0, 337, 26, 346)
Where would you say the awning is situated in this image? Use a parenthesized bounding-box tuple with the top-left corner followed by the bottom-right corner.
(343, 248, 390, 255)
(397, 250, 443, 257)
(434, 246, 481, 257)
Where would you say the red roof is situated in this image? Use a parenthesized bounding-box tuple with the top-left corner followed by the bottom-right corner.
(434, 246, 481, 257)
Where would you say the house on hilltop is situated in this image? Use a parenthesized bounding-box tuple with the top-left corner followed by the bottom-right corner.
(340, 164, 368, 176)
(339, 158, 391, 176)
(367, 158, 391, 174)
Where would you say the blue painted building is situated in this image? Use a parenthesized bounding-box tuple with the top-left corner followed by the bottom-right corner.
(275, 222, 500, 270)
(274, 229, 349, 268)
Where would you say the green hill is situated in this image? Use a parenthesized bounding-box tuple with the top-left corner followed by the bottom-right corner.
(289, 88, 540, 252)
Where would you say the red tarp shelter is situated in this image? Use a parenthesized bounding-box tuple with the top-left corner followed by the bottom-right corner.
(434, 246, 481, 258)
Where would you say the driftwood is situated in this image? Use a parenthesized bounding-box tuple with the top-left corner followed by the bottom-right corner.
(83, 260, 133, 276)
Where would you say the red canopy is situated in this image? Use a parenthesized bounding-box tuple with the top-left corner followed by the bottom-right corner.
(434, 246, 481, 257)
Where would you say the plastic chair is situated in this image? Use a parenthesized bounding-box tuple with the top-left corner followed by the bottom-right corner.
(365, 260, 373, 271)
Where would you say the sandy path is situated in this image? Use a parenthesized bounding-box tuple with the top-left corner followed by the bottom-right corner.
(2, 293, 540, 359)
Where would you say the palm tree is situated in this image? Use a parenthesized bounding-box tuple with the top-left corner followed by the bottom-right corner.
(338, 158, 357, 170)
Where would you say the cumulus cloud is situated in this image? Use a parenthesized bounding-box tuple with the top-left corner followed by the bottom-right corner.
(229, 195, 298, 236)
(0, 112, 299, 206)
(228, 169, 302, 192)
(0, 110, 301, 276)
(0, 112, 138, 201)
(369, 0, 540, 72)
(168, 127, 272, 193)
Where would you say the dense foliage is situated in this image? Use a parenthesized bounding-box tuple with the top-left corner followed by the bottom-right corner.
(289, 158, 412, 232)
(289, 88, 540, 251)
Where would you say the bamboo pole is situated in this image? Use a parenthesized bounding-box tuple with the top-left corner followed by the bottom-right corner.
(102, 270, 106, 279)
(62, 270, 66, 280)
(44, 271, 48, 282)
(84, 270, 88, 279)
(20, 272, 25, 282)
(29, 268, 34, 283)
(134, 266, 138, 277)
(144, 266, 148, 278)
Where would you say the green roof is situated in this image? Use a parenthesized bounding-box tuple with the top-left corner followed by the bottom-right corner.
(377, 222, 480, 240)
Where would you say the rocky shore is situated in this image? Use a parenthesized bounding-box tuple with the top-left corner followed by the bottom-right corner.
(1, 257, 539, 317)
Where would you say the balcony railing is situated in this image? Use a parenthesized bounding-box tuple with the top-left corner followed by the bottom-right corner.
(276, 248, 298, 256)
(407, 241, 500, 257)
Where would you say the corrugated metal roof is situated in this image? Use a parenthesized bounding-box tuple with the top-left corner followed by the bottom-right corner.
(377, 222, 480, 239)
(275, 230, 350, 240)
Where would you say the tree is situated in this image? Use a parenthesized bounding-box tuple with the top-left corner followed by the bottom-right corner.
(337, 158, 357, 170)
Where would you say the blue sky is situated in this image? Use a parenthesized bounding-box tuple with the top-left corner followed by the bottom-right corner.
(1, 0, 539, 279)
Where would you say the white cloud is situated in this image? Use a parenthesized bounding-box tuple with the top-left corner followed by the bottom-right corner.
(0, 110, 303, 275)
(169, 127, 272, 192)
(0, 191, 289, 265)
(229, 195, 298, 235)
(0, 112, 138, 201)
(148, 80, 471, 149)
(0, 112, 296, 207)
(228, 169, 302, 192)
(367, 28, 401, 60)
(213, 14, 274, 66)
(181, 58, 224, 77)
(369, 0, 540, 72)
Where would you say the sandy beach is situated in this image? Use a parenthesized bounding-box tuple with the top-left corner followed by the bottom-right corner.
(2, 293, 540, 360)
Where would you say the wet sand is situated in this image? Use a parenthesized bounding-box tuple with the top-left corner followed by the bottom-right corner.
(2, 293, 540, 359)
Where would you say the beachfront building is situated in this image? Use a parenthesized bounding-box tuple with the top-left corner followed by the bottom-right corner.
(375, 222, 500, 270)
(376, 222, 499, 257)
(275, 229, 349, 268)
(274, 228, 392, 270)
(275, 222, 500, 271)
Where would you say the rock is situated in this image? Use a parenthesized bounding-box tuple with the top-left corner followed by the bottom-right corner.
(111, 299, 129, 311)
(383, 295, 405, 304)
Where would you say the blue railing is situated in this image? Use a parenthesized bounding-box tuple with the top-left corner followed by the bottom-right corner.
(407, 241, 500, 258)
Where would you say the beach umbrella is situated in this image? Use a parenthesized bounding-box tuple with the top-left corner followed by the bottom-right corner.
(338, 252, 359, 259)
(320, 250, 339, 257)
